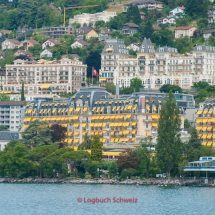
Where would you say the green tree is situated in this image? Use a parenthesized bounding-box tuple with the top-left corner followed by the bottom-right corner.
(137, 136, 153, 178)
(156, 91, 182, 178)
(105, 82, 116, 94)
(184, 119, 191, 128)
(130, 77, 144, 93)
(50, 124, 67, 146)
(91, 135, 103, 162)
(126, 4, 141, 25)
(21, 120, 53, 149)
(151, 29, 174, 47)
(78, 134, 92, 150)
(0, 125, 8, 131)
(186, 126, 202, 161)
(21, 82, 25, 101)
(159, 84, 182, 93)
(108, 161, 118, 177)
(185, 0, 207, 18)
(0, 94, 10, 101)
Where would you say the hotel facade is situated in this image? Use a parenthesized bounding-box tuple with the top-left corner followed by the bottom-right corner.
(22, 87, 195, 154)
(100, 39, 215, 90)
(196, 99, 215, 148)
(3, 58, 87, 95)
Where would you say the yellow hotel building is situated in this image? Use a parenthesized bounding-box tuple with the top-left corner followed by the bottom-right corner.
(196, 100, 215, 148)
(23, 87, 185, 157)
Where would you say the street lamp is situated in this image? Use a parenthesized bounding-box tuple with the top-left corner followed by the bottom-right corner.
(97, 168, 99, 179)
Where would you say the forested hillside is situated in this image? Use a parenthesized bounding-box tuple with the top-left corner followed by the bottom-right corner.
(0, 0, 108, 29)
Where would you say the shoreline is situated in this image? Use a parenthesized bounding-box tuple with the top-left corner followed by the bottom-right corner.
(0, 178, 214, 187)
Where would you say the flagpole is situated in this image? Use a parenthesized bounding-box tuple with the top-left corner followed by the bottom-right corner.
(92, 66, 93, 86)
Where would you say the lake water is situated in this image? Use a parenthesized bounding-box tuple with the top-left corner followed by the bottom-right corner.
(0, 183, 215, 215)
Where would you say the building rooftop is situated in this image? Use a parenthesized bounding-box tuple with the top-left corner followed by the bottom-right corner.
(0, 131, 19, 141)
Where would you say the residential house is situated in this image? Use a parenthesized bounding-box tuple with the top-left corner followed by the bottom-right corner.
(14, 50, 33, 58)
(157, 17, 176, 25)
(0, 68, 6, 89)
(42, 39, 62, 49)
(61, 54, 80, 61)
(175, 26, 197, 38)
(71, 40, 89, 48)
(20, 40, 39, 50)
(122, 23, 139, 37)
(75, 27, 98, 39)
(0, 30, 11, 37)
(153, 24, 161, 31)
(2, 39, 21, 50)
(99, 29, 111, 41)
(0, 50, 4, 59)
(203, 29, 215, 40)
(169, 6, 185, 18)
(49, 3, 61, 13)
(123, 0, 164, 12)
(208, 6, 215, 23)
(0, 131, 19, 150)
(127, 43, 140, 51)
(69, 11, 116, 26)
(40, 49, 53, 58)
(0, 101, 26, 132)
(39, 26, 73, 39)
(140, 11, 146, 20)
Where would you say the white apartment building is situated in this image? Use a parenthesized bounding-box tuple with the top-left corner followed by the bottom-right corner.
(69, 11, 116, 26)
(0, 101, 26, 131)
(4, 58, 87, 95)
(100, 38, 215, 89)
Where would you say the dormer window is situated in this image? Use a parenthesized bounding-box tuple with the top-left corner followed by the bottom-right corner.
(109, 44, 113, 48)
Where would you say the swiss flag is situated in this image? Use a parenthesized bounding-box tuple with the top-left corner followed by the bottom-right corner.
(92, 67, 98, 77)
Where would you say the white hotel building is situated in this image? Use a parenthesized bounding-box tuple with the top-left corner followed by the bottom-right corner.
(4, 58, 87, 95)
(100, 38, 215, 89)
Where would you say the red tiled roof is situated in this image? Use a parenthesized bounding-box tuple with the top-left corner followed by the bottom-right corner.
(123, 23, 139, 28)
(175, 26, 195, 30)
(47, 39, 62, 45)
(24, 40, 39, 45)
(5, 39, 20, 44)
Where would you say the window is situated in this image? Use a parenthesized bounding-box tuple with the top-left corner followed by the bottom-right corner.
(11, 121, 14, 123)
(146, 116, 148, 120)
(16, 111, 19, 114)
(16, 116, 19, 118)
(11, 111, 14, 114)
(146, 123, 148, 128)
(11, 106, 15, 109)
(11, 116, 14, 118)
(16, 121, 19, 123)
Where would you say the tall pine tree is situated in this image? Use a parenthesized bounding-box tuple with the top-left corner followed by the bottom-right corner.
(21, 81, 25, 101)
(126, 4, 141, 25)
(91, 135, 103, 162)
(156, 91, 182, 178)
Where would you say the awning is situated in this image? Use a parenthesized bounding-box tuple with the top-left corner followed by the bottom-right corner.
(202, 127, 207, 131)
(74, 131, 79, 136)
(203, 109, 208, 114)
(207, 142, 212, 146)
(152, 115, 159, 119)
(24, 117, 31, 122)
(74, 123, 79, 127)
(146, 106, 150, 111)
(196, 110, 202, 115)
(118, 122, 123, 126)
(208, 110, 213, 114)
(207, 134, 212, 138)
(69, 107, 73, 112)
(126, 114, 131, 118)
(74, 139, 79, 143)
(102, 123, 106, 127)
(132, 130, 137, 134)
(110, 131, 114, 135)
(123, 122, 129, 127)
(132, 122, 137, 126)
(202, 119, 208, 123)
(106, 48, 113, 52)
(152, 122, 158, 127)
(75, 107, 80, 112)
(196, 119, 202, 123)
(202, 134, 207, 138)
(196, 126, 202, 130)
(83, 107, 88, 112)
(100, 78, 107, 81)
(202, 142, 207, 146)
(123, 130, 130, 135)
(127, 105, 132, 110)
(146, 131, 150, 136)
(82, 123, 86, 128)
(153, 106, 156, 112)
(41, 85, 50, 89)
(207, 126, 212, 131)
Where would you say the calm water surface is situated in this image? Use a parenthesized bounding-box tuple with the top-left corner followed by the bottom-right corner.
(0, 183, 215, 215)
